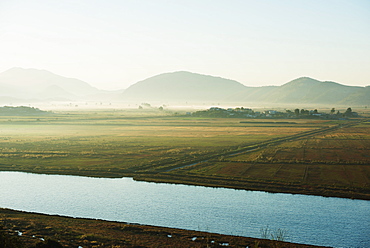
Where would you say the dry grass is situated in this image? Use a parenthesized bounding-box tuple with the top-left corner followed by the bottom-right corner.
(178, 123, 370, 191)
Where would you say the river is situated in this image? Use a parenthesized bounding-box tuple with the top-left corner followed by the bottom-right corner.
(0, 171, 369, 247)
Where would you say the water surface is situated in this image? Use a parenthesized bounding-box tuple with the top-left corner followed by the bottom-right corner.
(0, 171, 369, 247)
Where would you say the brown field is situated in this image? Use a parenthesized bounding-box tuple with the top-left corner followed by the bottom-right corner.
(163, 121, 370, 199)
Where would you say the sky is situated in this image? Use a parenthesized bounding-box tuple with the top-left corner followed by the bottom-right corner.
(0, 0, 369, 90)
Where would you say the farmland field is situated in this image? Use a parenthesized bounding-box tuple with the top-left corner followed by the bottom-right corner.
(0, 110, 321, 176)
(0, 109, 369, 199)
(163, 121, 370, 199)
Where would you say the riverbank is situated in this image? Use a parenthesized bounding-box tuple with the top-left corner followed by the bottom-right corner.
(134, 172, 370, 201)
(0, 208, 329, 248)
(1, 167, 369, 200)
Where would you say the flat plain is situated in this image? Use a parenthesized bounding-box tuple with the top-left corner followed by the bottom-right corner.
(0, 109, 369, 200)
(0, 110, 318, 176)
(1, 108, 369, 247)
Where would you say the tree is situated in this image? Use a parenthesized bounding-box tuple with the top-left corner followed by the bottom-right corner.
(330, 108, 335, 114)
(300, 109, 309, 115)
(294, 109, 300, 116)
(345, 107, 352, 117)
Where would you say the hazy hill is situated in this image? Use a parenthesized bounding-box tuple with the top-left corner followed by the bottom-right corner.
(225, 77, 368, 105)
(259, 77, 363, 104)
(338, 86, 370, 106)
(1, 68, 368, 106)
(122, 71, 247, 101)
(223, 85, 277, 102)
(37, 85, 77, 100)
(0, 67, 100, 100)
(122, 72, 369, 106)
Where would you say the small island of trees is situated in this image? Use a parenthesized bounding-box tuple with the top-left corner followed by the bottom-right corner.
(0, 106, 51, 116)
(192, 107, 359, 119)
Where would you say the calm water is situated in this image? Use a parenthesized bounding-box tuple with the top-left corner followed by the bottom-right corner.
(0, 171, 369, 248)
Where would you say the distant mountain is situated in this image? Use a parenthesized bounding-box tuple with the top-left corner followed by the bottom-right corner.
(258, 77, 363, 104)
(36, 85, 77, 101)
(338, 86, 370, 106)
(122, 71, 247, 101)
(0, 68, 100, 100)
(122, 72, 369, 106)
(1, 68, 368, 106)
(223, 85, 277, 102)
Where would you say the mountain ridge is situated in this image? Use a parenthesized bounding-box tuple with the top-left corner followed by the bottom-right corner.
(0, 67, 100, 97)
(0, 68, 368, 106)
(122, 71, 247, 101)
(123, 72, 369, 105)
(0, 67, 124, 102)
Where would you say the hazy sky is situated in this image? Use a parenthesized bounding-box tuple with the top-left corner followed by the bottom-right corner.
(1, 0, 369, 90)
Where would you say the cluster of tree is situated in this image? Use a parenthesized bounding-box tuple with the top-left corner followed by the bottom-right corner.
(332, 107, 357, 117)
(192, 107, 359, 119)
(287, 107, 357, 118)
(0, 106, 50, 116)
(286, 109, 317, 116)
(138, 103, 165, 111)
(192, 107, 255, 118)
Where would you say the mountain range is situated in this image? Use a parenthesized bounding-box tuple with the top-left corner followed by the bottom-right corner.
(0, 68, 369, 106)
(123, 71, 369, 106)
(0, 68, 122, 103)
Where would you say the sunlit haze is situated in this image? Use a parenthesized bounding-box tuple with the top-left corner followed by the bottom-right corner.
(1, 0, 369, 90)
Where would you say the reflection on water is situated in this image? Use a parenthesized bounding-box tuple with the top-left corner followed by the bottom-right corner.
(0, 171, 369, 248)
